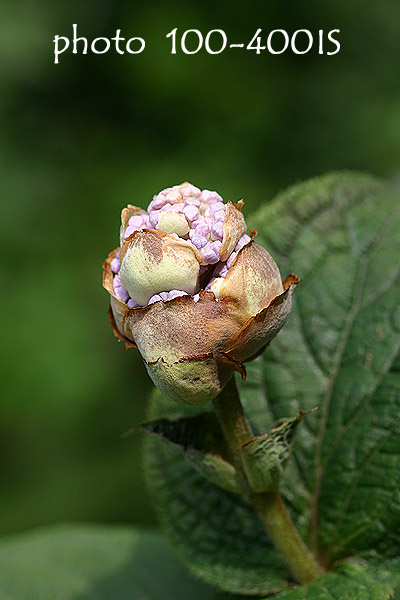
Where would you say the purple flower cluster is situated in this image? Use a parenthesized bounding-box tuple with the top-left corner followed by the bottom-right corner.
(112, 183, 250, 307)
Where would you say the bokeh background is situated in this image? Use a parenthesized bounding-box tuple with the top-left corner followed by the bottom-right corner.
(1, 0, 400, 536)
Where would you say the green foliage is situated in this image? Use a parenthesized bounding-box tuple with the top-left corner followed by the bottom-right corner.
(133, 413, 247, 493)
(0, 524, 215, 600)
(255, 172, 400, 572)
(137, 406, 314, 496)
(145, 394, 289, 595)
(274, 563, 394, 599)
(144, 173, 400, 597)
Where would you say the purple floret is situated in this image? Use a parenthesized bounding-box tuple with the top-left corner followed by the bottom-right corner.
(204, 240, 222, 264)
(183, 205, 199, 222)
(211, 221, 223, 240)
(113, 274, 129, 303)
(110, 258, 120, 273)
(190, 232, 208, 249)
(127, 298, 140, 308)
(167, 289, 189, 300)
(235, 233, 251, 252)
(149, 211, 160, 228)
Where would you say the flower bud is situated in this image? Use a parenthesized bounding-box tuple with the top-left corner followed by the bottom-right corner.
(103, 182, 298, 404)
(157, 211, 190, 236)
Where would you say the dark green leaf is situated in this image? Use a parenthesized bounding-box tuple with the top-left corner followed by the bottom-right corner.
(0, 524, 215, 600)
(144, 390, 289, 596)
(135, 413, 247, 494)
(131, 412, 226, 455)
(273, 562, 394, 599)
(255, 173, 400, 572)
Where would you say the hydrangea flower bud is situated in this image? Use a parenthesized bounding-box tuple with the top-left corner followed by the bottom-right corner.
(103, 182, 298, 404)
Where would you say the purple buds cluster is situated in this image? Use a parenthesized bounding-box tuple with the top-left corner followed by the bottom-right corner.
(110, 183, 250, 307)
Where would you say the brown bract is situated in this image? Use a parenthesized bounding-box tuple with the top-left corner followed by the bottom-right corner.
(219, 200, 247, 261)
(103, 233, 299, 404)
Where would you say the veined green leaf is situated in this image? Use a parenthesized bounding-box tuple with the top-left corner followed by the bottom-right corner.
(273, 562, 394, 599)
(144, 390, 289, 596)
(255, 173, 400, 569)
(133, 413, 247, 494)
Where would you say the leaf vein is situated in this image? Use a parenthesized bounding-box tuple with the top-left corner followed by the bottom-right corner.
(294, 300, 330, 379)
(332, 478, 400, 557)
(310, 253, 367, 546)
(328, 417, 400, 547)
(321, 343, 400, 474)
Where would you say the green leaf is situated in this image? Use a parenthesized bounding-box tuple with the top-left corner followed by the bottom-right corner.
(273, 562, 394, 599)
(134, 413, 247, 494)
(127, 412, 226, 454)
(144, 173, 400, 596)
(0, 524, 215, 600)
(255, 173, 400, 570)
(144, 390, 290, 596)
(240, 409, 316, 493)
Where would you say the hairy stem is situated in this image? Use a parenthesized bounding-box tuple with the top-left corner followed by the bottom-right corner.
(213, 376, 324, 586)
(212, 376, 253, 469)
(251, 493, 324, 584)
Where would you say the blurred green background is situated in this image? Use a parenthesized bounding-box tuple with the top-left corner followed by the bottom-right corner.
(1, 0, 400, 536)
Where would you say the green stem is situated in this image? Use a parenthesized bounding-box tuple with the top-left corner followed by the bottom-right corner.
(212, 376, 253, 470)
(213, 376, 324, 586)
(251, 493, 324, 585)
